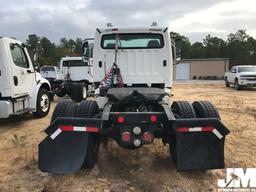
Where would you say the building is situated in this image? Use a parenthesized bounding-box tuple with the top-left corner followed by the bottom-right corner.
(173, 58, 229, 80)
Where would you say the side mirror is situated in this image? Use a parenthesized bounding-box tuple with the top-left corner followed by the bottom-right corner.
(231, 69, 236, 73)
(172, 39, 182, 65)
(175, 39, 182, 59)
(82, 41, 89, 62)
(33, 47, 40, 71)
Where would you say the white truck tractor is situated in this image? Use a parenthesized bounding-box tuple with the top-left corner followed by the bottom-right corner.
(39, 27, 230, 174)
(50, 56, 93, 102)
(224, 65, 256, 90)
(0, 37, 51, 119)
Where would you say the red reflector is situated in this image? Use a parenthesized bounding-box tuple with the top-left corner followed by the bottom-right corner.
(117, 116, 125, 124)
(177, 127, 189, 132)
(112, 28, 118, 31)
(122, 132, 131, 142)
(59, 125, 73, 131)
(143, 132, 153, 142)
(86, 127, 100, 132)
(202, 127, 214, 132)
(150, 115, 157, 122)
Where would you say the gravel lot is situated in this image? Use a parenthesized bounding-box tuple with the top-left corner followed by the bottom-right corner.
(0, 82, 255, 192)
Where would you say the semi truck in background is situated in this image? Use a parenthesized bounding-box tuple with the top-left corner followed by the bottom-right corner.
(40, 56, 93, 102)
(0, 37, 52, 118)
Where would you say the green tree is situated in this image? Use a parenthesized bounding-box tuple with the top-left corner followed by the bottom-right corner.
(203, 35, 226, 58)
(170, 32, 191, 59)
(26, 34, 40, 59)
(40, 37, 56, 65)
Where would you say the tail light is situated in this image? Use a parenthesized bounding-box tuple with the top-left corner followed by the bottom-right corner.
(143, 132, 153, 142)
(150, 115, 157, 122)
(117, 116, 125, 124)
(121, 132, 131, 142)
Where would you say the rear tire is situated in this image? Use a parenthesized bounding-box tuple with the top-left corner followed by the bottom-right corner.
(169, 101, 196, 164)
(70, 83, 87, 102)
(51, 99, 77, 123)
(171, 101, 196, 119)
(75, 100, 100, 168)
(33, 88, 51, 118)
(56, 87, 66, 97)
(192, 101, 220, 119)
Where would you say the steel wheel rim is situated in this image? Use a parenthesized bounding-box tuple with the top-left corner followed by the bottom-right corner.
(82, 86, 87, 99)
(41, 94, 49, 112)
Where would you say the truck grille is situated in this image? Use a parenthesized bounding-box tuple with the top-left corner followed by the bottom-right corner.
(240, 75, 256, 78)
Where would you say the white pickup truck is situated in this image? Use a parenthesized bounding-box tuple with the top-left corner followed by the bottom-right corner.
(224, 65, 256, 90)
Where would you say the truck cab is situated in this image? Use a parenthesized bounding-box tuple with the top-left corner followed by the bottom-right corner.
(49, 56, 93, 101)
(59, 56, 93, 82)
(0, 37, 51, 118)
(91, 27, 173, 90)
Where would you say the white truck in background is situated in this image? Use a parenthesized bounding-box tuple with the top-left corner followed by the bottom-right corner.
(224, 65, 256, 90)
(49, 56, 93, 102)
(0, 37, 51, 118)
(40, 66, 60, 81)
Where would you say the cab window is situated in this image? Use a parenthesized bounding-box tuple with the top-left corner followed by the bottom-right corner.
(10, 44, 29, 68)
(101, 33, 164, 49)
(63, 60, 87, 67)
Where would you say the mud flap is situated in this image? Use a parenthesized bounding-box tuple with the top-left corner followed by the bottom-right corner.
(39, 117, 101, 174)
(174, 118, 230, 171)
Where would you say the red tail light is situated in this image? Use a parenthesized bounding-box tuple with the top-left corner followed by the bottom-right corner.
(117, 116, 124, 124)
(150, 115, 157, 122)
(143, 132, 153, 142)
(122, 132, 131, 142)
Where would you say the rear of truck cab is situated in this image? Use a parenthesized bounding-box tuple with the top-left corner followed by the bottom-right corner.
(92, 27, 173, 88)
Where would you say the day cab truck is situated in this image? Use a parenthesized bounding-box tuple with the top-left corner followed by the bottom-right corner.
(48, 56, 93, 102)
(39, 26, 230, 174)
(0, 37, 51, 119)
(225, 65, 256, 90)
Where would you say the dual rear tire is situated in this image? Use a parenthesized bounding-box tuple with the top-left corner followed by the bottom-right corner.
(51, 99, 100, 169)
(169, 100, 220, 164)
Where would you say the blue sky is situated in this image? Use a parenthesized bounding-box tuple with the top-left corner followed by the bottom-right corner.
(1, 0, 255, 43)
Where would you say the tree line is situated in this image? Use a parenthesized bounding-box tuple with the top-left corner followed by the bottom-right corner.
(26, 30, 256, 68)
(26, 34, 83, 66)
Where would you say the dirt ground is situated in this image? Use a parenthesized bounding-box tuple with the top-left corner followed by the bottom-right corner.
(0, 82, 255, 192)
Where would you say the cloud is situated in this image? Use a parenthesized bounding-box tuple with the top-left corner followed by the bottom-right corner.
(170, 0, 256, 42)
(0, 0, 255, 43)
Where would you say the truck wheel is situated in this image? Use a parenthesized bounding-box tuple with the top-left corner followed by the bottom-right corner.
(169, 101, 196, 164)
(171, 101, 196, 119)
(225, 77, 230, 87)
(51, 99, 77, 123)
(56, 88, 66, 97)
(234, 79, 240, 90)
(33, 88, 51, 118)
(70, 83, 87, 102)
(192, 101, 220, 119)
(75, 100, 100, 169)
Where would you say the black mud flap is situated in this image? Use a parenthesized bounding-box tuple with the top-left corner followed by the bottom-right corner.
(175, 118, 230, 171)
(39, 117, 101, 174)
